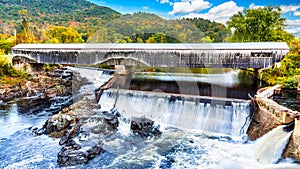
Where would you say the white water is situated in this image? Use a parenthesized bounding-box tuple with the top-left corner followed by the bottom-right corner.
(255, 125, 293, 164)
(99, 89, 250, 137)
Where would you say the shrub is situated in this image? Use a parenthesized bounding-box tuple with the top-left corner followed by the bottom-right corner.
(283, 77, 298, 89)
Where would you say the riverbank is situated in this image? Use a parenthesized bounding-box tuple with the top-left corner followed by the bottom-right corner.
(0, 66, 72, 105)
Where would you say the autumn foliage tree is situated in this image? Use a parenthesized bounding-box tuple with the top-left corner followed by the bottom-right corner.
(17, 19, 39, 44)
(45, 26, 84, 43)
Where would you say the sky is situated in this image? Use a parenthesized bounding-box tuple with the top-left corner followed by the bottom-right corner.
(90, 0, 300, 37)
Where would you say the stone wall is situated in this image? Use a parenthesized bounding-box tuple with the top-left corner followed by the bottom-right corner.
(247, 85, 300, 162)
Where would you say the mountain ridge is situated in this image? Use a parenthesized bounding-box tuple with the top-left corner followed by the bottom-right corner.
(0, 0, 120, 26)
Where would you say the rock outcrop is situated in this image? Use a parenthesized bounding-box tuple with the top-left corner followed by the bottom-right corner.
(0, 67, 72, 103)
(35, 95, 163, 167)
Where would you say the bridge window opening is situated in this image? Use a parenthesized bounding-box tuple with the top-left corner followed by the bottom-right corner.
(251, 52, 272, 57)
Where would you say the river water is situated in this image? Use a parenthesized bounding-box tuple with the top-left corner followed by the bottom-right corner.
(0, 67, 300, 169)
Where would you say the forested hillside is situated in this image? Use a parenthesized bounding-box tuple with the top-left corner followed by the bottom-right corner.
(88, 12, 231, 43)
(0, 0, 120, 24)
(0, 0, 231, 44)
(0, 0, 234, 57)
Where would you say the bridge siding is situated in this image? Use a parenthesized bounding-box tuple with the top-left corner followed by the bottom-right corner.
(12, 43, 289, 69)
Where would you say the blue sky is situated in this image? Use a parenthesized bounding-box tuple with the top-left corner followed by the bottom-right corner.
(90, 0, 300, 36)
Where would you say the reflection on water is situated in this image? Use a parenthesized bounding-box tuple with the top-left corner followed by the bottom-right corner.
(114, 70, 262, 100)
(0, 96, 71, 139)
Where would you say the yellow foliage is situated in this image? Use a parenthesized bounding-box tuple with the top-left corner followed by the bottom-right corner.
(46, 26, 84, 43)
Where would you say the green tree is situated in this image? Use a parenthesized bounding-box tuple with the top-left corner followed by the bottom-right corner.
(227, 6, 294, 42)
(262, 38, 300, 88)
(0, 34, 15, 54)
(146, 33, 167, 43)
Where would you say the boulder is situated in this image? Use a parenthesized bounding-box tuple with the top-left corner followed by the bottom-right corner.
(103, 111, 119, 130)
(57, 146, 88, 166)
(57, 142, 103, 167)
(130, 117, 162, 138)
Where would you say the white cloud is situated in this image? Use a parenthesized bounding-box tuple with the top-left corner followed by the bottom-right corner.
(249, 3, 264, 9)
(169, 0, 212, 15)
(294, 11, 300, 16)
(280, 5, 300, 14)
(157, 0, 173, 5)
(159, 0, 170, 4)
(285, 20, 300, 34)
(143, 6, 149, 10)
(250, 4, 300, 17)
(181, 1, 244, 25)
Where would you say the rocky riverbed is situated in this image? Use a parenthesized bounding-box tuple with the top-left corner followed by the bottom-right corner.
(33, 92, 162, 167)
(0, 67, 73, 105)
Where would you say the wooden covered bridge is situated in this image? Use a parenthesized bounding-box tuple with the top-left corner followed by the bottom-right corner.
(12, 42, 290, 69)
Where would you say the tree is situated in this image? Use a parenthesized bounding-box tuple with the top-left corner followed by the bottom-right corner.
(87, 28, 110, 43)
(261, 38, 300, 88)
(145, 33, 167, 43)
(45, 26, 84, 43)
(227, 6, 294, 42)
(201, 36, 213, 43)
(0, 34, 15, 54)
(17, 19, 39, 44)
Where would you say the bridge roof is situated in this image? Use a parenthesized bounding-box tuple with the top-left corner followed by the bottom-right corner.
(12, 42, 290, 51)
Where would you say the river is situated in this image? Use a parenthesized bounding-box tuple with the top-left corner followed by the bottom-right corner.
(0, 67, 300, 169)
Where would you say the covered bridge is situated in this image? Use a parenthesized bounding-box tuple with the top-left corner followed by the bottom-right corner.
(12, 42, 290, 69)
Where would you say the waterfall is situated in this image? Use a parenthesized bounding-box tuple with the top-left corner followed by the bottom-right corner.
(255, 125, 292, 164)
(99, 89, 250, 137)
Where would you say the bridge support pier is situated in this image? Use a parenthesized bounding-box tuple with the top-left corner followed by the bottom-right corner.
(115, 65, 127, 75)
(113, 65, 133, 90)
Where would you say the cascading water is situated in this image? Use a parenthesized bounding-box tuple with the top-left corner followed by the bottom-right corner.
(99, 89, 250, 137)
(255, 125, 293, 164)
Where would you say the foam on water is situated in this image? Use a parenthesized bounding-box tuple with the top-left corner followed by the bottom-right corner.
(99, 89, 251, 137)
(255, 125, 293, 164)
